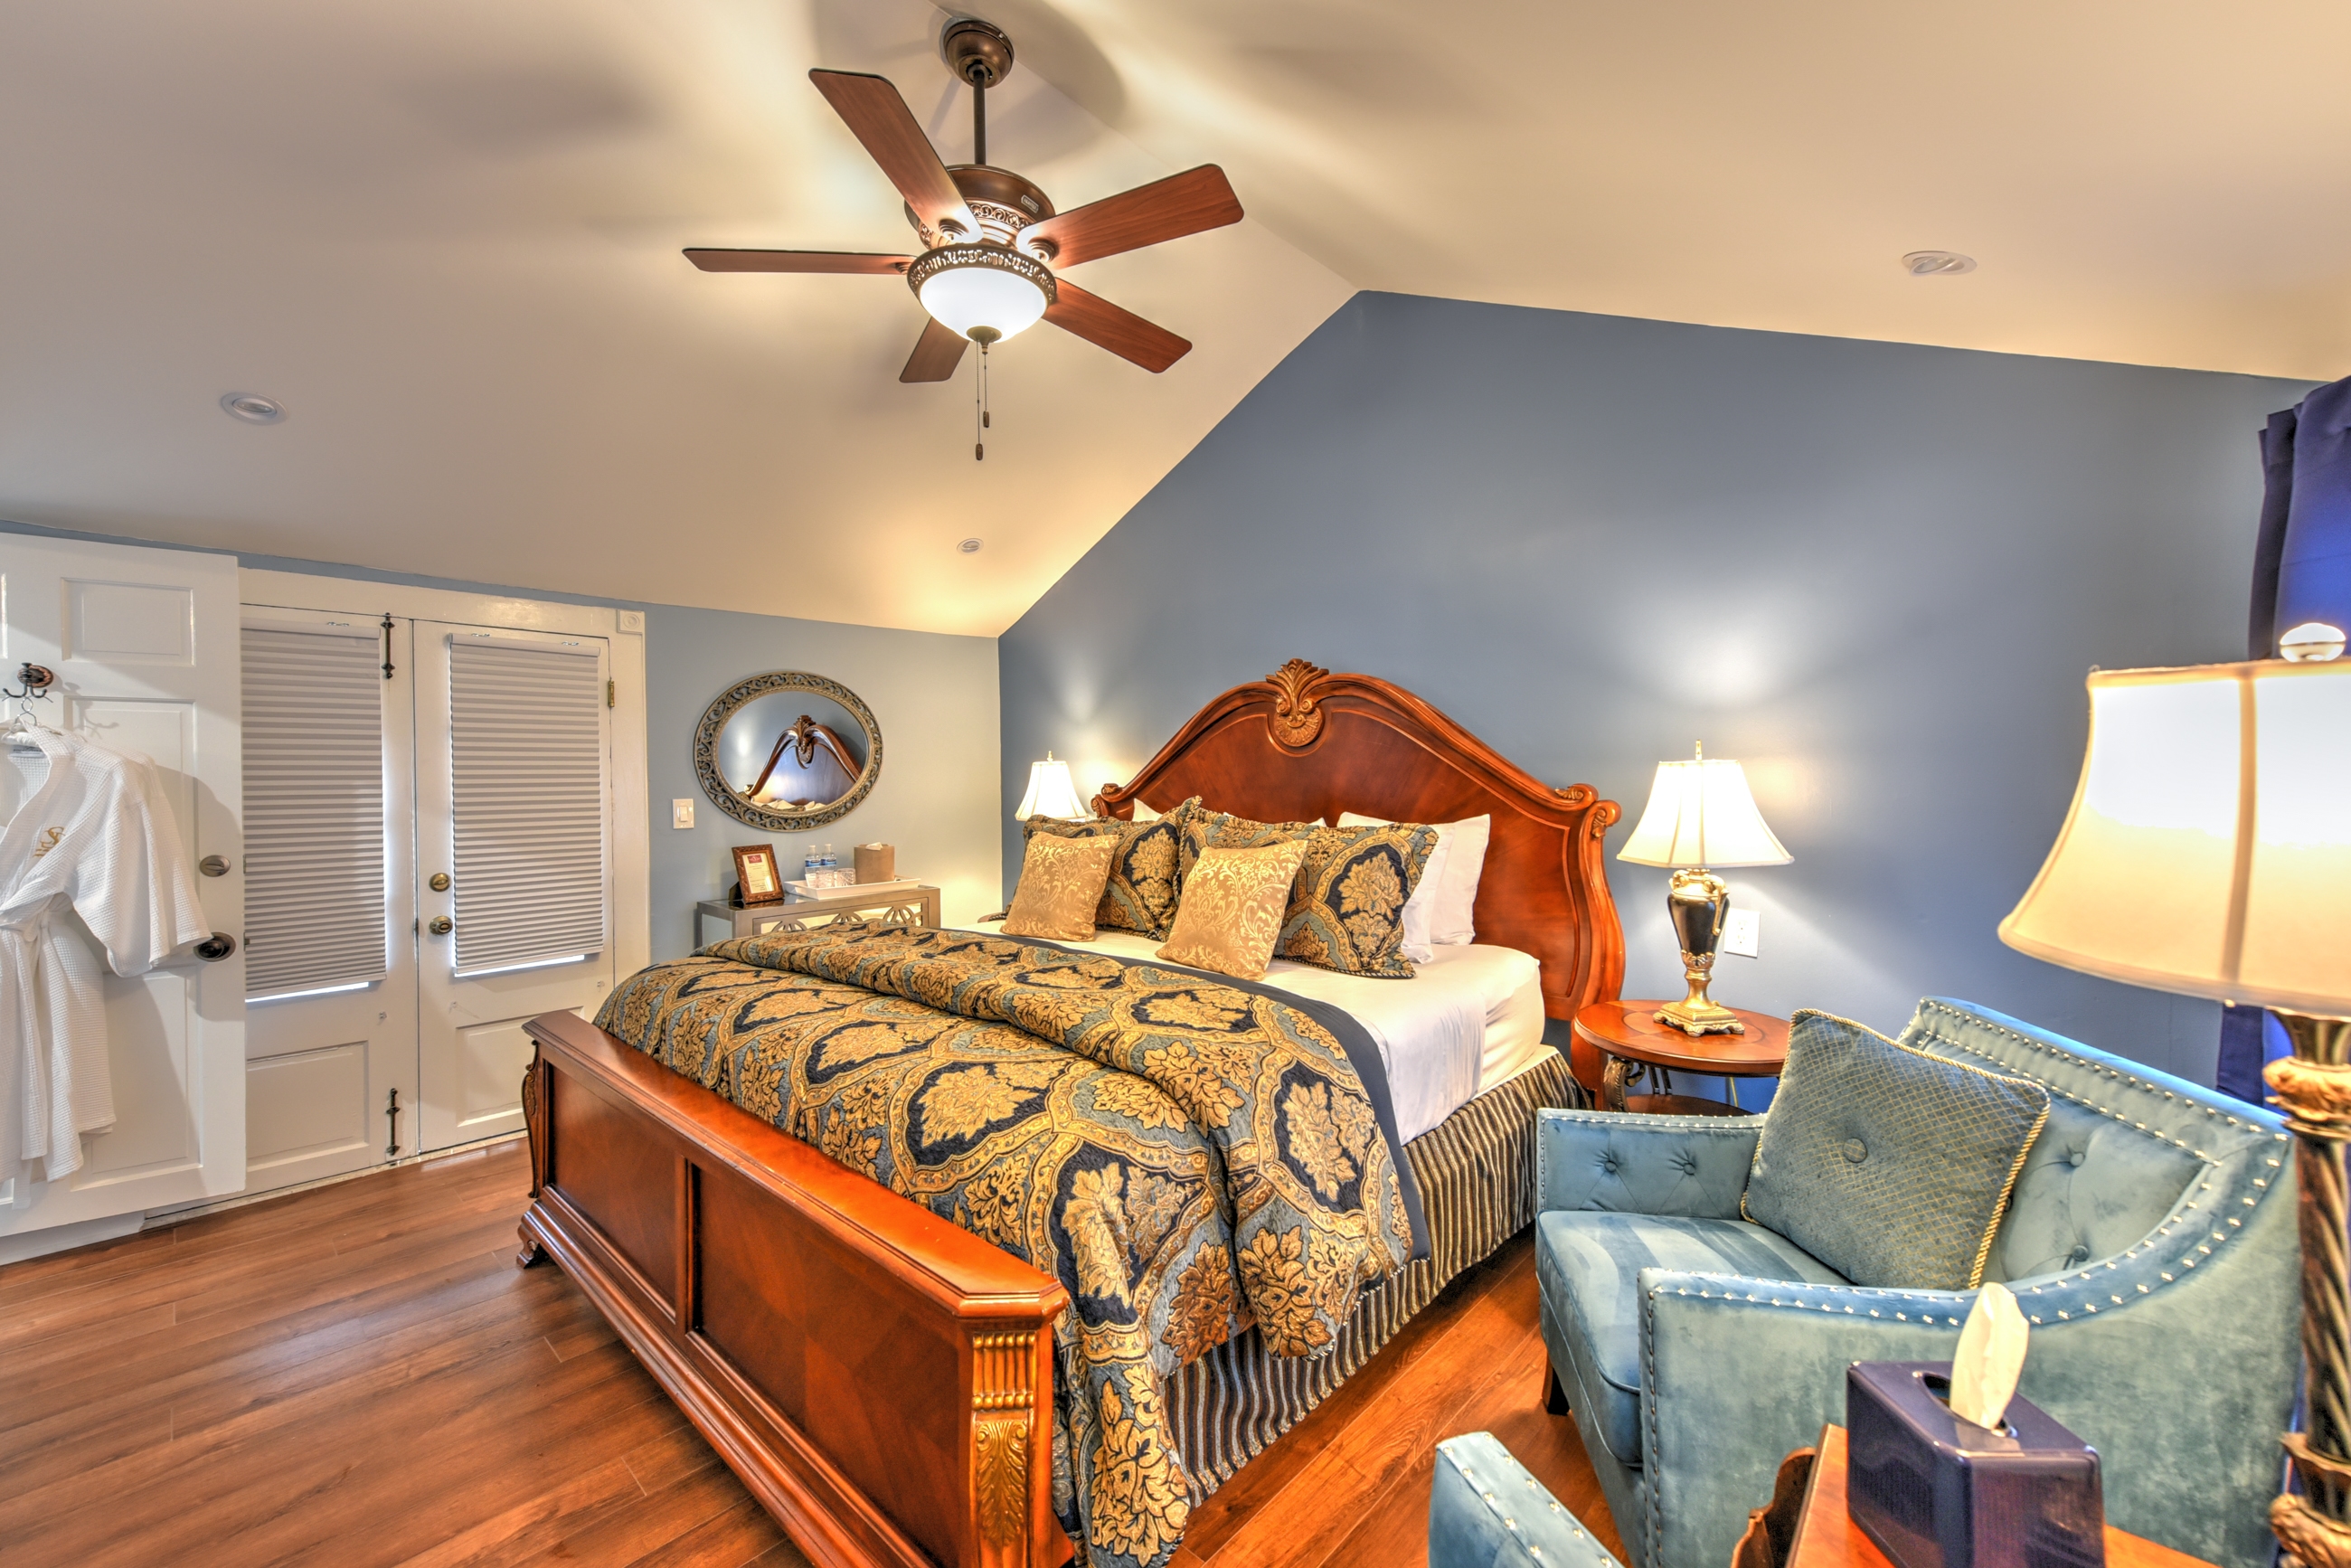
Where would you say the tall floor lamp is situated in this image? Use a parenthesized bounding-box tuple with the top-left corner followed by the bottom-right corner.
(1998, 657, 2351, 1563)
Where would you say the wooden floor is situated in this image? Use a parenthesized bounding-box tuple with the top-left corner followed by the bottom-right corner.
(0, 1140, 1623, 1568)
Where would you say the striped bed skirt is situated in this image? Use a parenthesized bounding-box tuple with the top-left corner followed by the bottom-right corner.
(1166, 1048, 1586, 1497)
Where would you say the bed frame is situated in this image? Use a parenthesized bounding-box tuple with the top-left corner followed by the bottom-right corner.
(516, 658, 1624, 1568)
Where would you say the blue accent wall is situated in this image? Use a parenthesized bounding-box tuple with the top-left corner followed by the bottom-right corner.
(998, 294, 2318, 1088)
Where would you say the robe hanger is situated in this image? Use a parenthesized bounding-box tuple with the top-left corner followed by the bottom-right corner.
(3, 663, 58, 747)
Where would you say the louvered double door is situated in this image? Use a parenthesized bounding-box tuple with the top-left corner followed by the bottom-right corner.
(414, 624, 614, 1152)
(240, 611, 615, 1189)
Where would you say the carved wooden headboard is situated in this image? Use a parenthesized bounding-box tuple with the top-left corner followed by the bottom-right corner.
(1095, 659, 1626, 1083)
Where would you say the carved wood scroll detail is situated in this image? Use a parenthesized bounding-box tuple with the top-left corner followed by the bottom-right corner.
(1268, 658, 1328, 749)
(971, 1328, 1039, 1547)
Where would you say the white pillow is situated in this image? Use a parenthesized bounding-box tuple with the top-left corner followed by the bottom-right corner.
(1127, 798, 1160, 823)
(1336, 811, 1490, 951)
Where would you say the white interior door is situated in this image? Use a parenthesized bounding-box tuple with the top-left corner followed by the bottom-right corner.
(414, 621, 616, 1150)
(239, 610, 420, 1194)
(0, 534, 245, 1235)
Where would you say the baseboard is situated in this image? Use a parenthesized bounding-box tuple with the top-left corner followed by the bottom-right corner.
(142, 1130, 528, 1226)
(0, 1210, 146, 1266)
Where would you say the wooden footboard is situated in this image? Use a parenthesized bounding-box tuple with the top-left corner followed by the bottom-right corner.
(517, 1011, 1072, 1568)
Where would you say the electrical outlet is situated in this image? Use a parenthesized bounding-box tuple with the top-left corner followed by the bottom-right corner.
(671, 798, 695, 829)
(1723, 907, 1761, 958)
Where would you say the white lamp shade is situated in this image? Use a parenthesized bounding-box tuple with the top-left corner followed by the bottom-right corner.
(1015, 755, 1089, 821)
(919, 261, 1049, 342)
(1617, 755, 1791, 868)
(1998, 658, 2351, 1015)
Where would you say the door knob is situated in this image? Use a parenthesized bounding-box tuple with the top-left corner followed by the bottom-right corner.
(199, 855, 231, 877)
(428, 916, 454, 936)
(194, 932, 238, 961)
(429, 873, 451, 892)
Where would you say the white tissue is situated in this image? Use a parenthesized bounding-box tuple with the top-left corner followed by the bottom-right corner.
(1948, 1280, 2028, 1431)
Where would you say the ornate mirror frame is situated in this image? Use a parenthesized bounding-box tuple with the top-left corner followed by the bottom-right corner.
(694, 671, 883, 832)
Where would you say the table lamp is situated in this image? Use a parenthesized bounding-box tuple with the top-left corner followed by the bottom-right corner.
(1618, 743, 1791, 1035)
(1015, 751, 1089, 821)
(1997, 657, 2351, 1563)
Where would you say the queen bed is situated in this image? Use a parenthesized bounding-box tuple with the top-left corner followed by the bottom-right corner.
(515, 659, 1626, 1568)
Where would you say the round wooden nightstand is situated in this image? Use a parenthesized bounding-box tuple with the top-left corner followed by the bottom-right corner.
(1572, 999, 1790, 1115)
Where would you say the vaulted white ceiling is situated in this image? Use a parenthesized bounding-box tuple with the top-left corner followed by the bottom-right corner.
(2, 2, 2345, 635)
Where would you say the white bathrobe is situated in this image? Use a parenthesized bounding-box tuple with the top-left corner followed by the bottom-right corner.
(2, 728, 210, 1184)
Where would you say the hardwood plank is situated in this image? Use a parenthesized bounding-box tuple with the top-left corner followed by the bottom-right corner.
(386, 1457, 646, 1568)
(619, 1497, 792, 1568)
(1179, 1240, 1523, 1560)
(0, 1134, 1621, 1568)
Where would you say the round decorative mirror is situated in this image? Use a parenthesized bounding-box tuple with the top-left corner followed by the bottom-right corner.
(694, 672, 882, 831)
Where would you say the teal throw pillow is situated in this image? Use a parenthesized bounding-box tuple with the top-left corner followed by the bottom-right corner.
(1742, 1010, 2050, 1289)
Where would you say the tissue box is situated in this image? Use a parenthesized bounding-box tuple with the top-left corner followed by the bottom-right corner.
(854, 843, 895, 884)
(1846, 1361, 2104, 1568)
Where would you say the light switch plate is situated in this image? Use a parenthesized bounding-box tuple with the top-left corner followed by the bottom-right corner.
(1723, 908, 1761, 958)
(671, 798, 695, 829)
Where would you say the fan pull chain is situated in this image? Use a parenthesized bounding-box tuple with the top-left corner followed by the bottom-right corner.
(974, 339, 990, 461)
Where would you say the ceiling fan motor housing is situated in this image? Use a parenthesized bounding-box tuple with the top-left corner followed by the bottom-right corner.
(905, 165, 1057, 252)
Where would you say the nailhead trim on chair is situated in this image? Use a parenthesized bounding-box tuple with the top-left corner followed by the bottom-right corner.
(1912, 1000, 2265, 1154)
(1438, 1440, 1598, 1563)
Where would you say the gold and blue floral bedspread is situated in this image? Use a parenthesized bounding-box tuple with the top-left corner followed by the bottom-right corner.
(593, 922, 1415, 1568)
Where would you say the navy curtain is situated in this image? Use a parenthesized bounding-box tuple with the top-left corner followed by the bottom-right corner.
(2218, 374, 2351, 1104)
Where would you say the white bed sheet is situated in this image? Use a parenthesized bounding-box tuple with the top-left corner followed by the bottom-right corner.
(962, 922, 1549, 1142)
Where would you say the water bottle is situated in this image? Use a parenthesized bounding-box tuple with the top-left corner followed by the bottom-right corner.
(821, 843, 840, 888)
(802, 845, 822, 891)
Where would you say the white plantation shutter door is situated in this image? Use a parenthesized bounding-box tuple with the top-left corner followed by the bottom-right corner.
(242, 627, 389, 1000)
(448, 638, 608, 974)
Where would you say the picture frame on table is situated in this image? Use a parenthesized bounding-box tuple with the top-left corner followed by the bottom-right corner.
(732, 843, 785, 906)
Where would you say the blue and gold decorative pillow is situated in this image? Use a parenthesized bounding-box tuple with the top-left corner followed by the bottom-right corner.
(1742, 1010, 2051, 1289)
(1181, 812, 1439, 978)
(1024, 797, 1201, 940)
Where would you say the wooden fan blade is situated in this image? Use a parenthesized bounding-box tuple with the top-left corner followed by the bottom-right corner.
(1044, 281, 1191, 373)
(1021, 166, 1242, 269)
(685, 250, 913, 274)
(808, 70, 979, 242)
(901, 317, 969, 383)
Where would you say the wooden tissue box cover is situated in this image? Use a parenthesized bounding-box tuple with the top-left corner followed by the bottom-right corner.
(1846, 1361, 2104, 1568)
(854, 843, 894, 884)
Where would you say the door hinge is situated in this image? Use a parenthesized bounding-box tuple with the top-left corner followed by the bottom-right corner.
(607, 679, 616, 709)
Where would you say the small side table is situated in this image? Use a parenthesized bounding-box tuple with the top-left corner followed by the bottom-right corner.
(1572, 999, 1789, 1115)
(1750, 1425, 2212, 1568)
(694, 884, 941, 947)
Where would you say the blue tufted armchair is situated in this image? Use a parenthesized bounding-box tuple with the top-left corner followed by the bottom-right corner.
(1534, 997, 2298, 1568)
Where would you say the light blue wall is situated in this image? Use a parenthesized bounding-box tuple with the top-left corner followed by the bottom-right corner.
(644, 604, 999, 960)
(997, 294, 2318, 1090)
(0, 519, 1002, 964)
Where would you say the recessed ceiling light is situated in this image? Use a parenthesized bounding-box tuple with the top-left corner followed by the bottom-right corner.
(1902, 251, 1977, 278)
(221, 392, 285, 423)
(958, 537, 984, 554)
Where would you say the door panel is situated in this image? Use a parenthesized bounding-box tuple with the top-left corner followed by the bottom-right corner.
(415, 622, 615, 1150)
(238, 609, 419, 1194)
(246, 1043, 375, 1179)
(0, 535, 244, 1233)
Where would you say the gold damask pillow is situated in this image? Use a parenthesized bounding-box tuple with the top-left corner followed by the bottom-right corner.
(1024, 797, 1202, 939)
(1180, 815, 1439, 978)
(1157, 840, 1309, 980)
(1003, 833, 1119, 942)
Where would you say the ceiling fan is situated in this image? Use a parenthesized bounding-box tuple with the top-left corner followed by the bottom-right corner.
(685, 18, 1243, 387)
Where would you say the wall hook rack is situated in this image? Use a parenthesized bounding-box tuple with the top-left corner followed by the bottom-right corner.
(5, 663, 57, 702)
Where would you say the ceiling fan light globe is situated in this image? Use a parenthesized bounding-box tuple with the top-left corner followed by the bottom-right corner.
(913, 250, 1051, 343)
